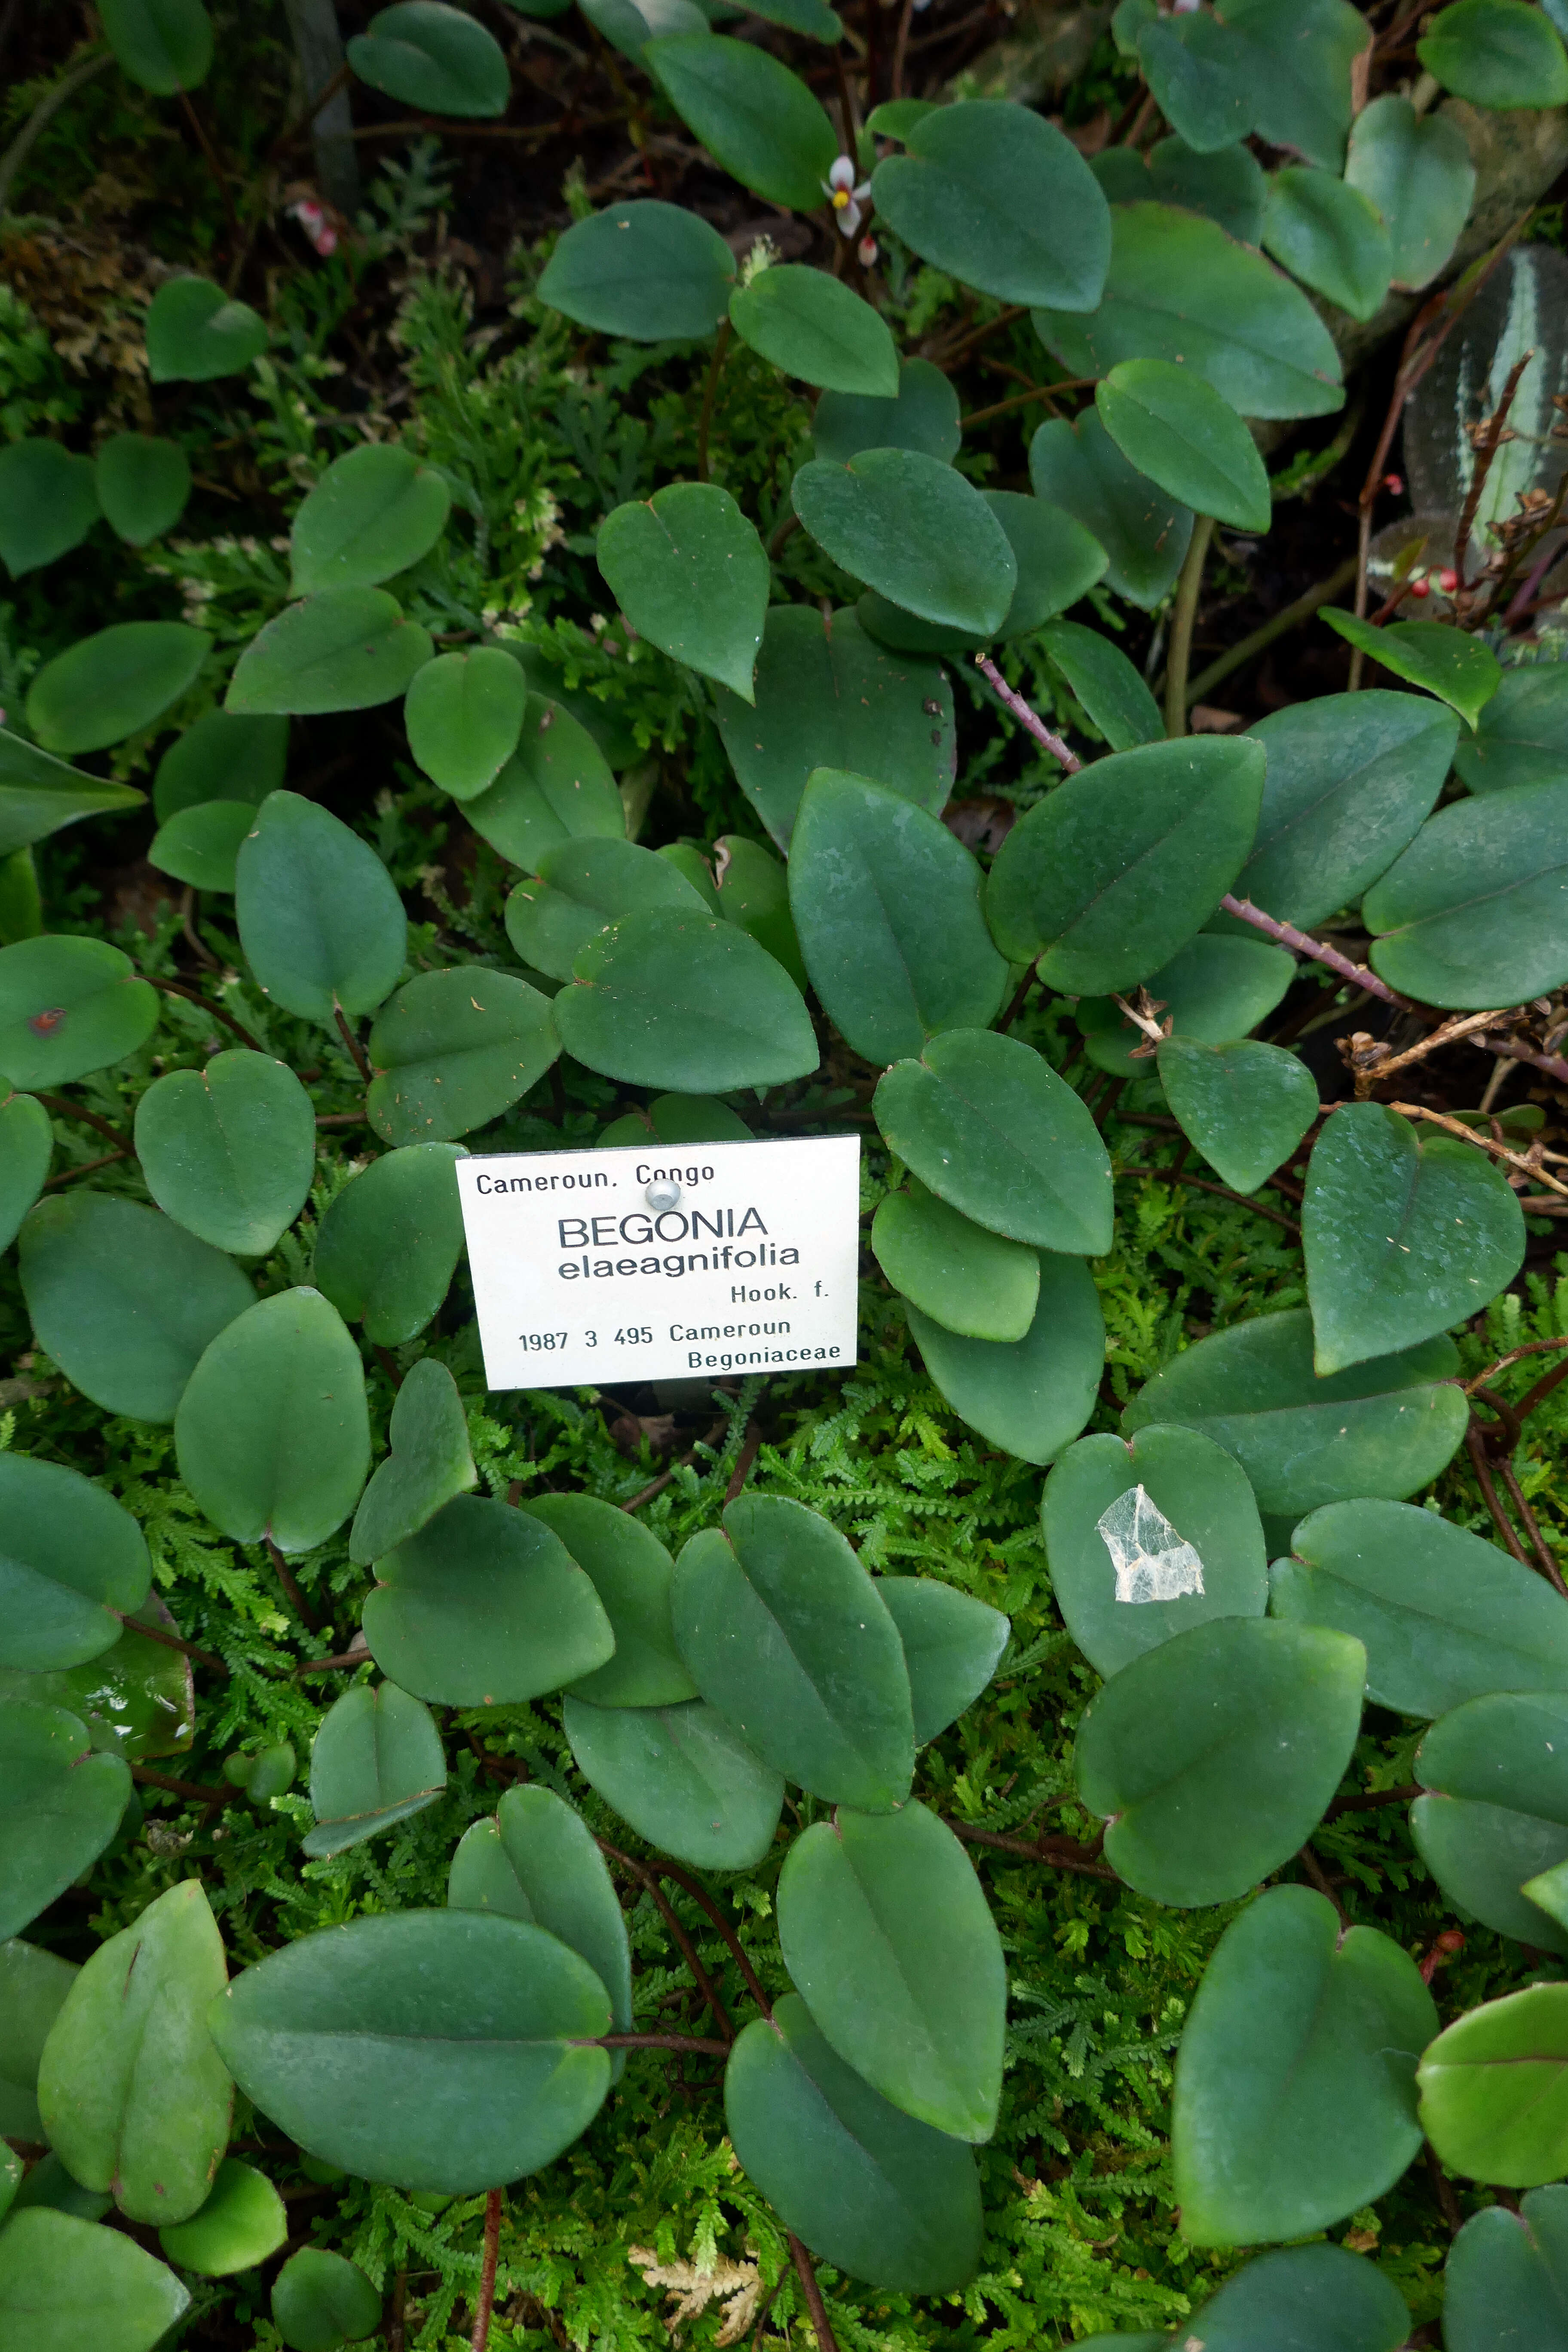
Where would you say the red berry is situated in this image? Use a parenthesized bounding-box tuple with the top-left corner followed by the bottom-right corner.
(1410, 576, 1430, 597)
(1439, 567, 1459, 592)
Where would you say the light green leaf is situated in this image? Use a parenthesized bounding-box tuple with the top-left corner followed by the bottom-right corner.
(1038, 616, 1164, 750)
(236, 791, 407, 1024)
(1042, 1423, 1267, 1679)
(907, 1250, 1104, 1464)
(1455, 662, 1568, 793)
(869, 101, 1110, 310)
(1303, 1104, 1524, 1374)
(291, 446, 452, 597)
(1413, 1690, 1568, 1954)
(1158, 1036, 1320, 1194)
(1173, 1884, 1435, 2244)
(175, 1288, 370, 1553)
(348, 1357, 478, 1566)
(209, 1910, 610, 2191)
(730, 266, 897, 397)
(1076, 932, 1294, 1077)
(553, 911, 819, 1090)
(1096, 358, 1271, 530)
(466, 692, 626, 870)
(538, 201, 735, 339)
(0, 2207, 189, 2352)
(1419, 1984, 1568, 2186)
(148, 799, 253, 892)
(873, 1180, 1040, 1342)
(0, 1703, 130, 1940)
(1263, 167, 1391, 322)
(153, 709, 288, 821)
(366, 968, 558, 1144)
(0, 936, 157, 1090)
(1320, 610, 1501, 726)
(145, 277, 267, 382)
(313, 1141, 469, 1347)
(521, 1494, 697, 1706)
(1075, 1617, 1366, 1905)
(158, 2159, 287, 2277)
(1419, 0, 1568, 107)
(347, 1, 510, 113)
(26, 621, 209, 756)
(302, 1681, 446, 1858)
(562, 1695, 783, 1869)
(100, 0, 212, 90)
(792, 450, 1016, 636)
(0, 729, 145, 861)
(0, 1940, 77, 2141)
(134, 1050, 315, 1255)
(1364, 781, 1568, 1007)
(813, 359, 961, 467)
(0, 441, 99, 577)
(0, 1452, 149, 1673)
(597, 483, 768, 701)
(404, 647, 527, 798)
(447, 1785, 631, 2053)
(643, 35, 837, 211)
(227, 590, 433, 715)
(1444, 2187, 1568, 2350)
(1344, 96, 1474, 290)
(1030, 409, 1193, 610)
(94, 434, 191, 546)
(272, 2249, 381, 2352)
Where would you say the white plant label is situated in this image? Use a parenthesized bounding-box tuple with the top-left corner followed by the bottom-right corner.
(457, 1133, 862, 1392)
(1097, 1484, 1206, 1605)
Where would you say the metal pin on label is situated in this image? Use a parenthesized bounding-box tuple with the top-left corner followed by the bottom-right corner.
(1097, 1485, 1206, 1605)
(646, 1177, 682, 1210)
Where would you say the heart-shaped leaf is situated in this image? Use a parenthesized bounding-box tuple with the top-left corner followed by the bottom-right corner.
(363, 1493, 614, 1705)
(153, 710, 288, 821)
(0, 936, 157, 1090)
(0, 1941, 78, 2141)
(876, 1578, 1009, 1745)
(779, 1800, 1004, 2140)
(1320, 611, 1501, 728)
(26, 621, 210, 756)
(1075, 1617, 1366, 1906)
(1412, 1690, 1568, 1954)
(1029, 409, 1193, 610)
(1419, 1984, 1568, 2187)
(1156, 2244, 1410, 2352)
(1173, 1884, 1435, 2244)
(366, 968, 558, 1144)
(145, 276, 267, 381)
(522, 1494, 696, 1706)
(1419, 0, 1568, 106)
(404, 647, 527, 798)
(0, 1090, 49, 1251)
(0, 729, 145, 861)
(227, 590, 433, 715)
(812, 359, 961, 467)
(134, 1049, 315, 1256)
(466, 692, 626, 870)
(313, 1141, 469, 1347)
(1364, 782, 1568, 1007)
(562, 1695, 783, 1868)
(986, 735, 1265, 990)
(725, 1994, 981, 2292)
(303, 1681, 446, 1858)
(672, 1494, 914, 1810)
(599, 1091, 753, 1148)
(209, 1910, 610, 2191)
(149, 799, 253, 891)
(1158, 1037, 1320, 1195)
(506, 838, 707, 982)
(553, 911, 819, 1091)
(1263, 167, 1391, 322)
(1124, 1308, 1468, 1522)
(1345, 96, 1474, 291)
(0, 439, 98, 581)
(1444, 2188, 1568, 2350)
(348, 1357, 478, 1565)
(870, 101, 1109, 309)
(0, 1452, 150, 1672)
(1135, 7, 1255, 151)
(597, 483, 768, 701)
(158, 2159, 287, 2277)
(447, 1784, 631, 2054)
(0, 1702, 130, 1939)
(19, 1192, 254, 1423)
(175, 1288, 370, 1553)
(792, 451, 1016, 636)
(875, 1030, 1113, 1254)
(873, 1181, 1040, 1342)
(538, 200, 736, 340)
(712, 604, 953, 850)
(857, 490, 1106, 655)
(0, 2207, 189, 2352)
(348, 1, 510, 114)
(907, 1250, 1104, 1464)
(1274, 1498, 1568, 1719)
(1035, 202, 1345, 421)
(642, 36, 837, 211)
(1222, 0, 1370, 171)
(272, 2249, 382, 2352)
(1042, 1424, 1267, 1679)
(1303, 1104, 1525, 1373)
(37, 1879, 229, 2224)
(99, 0, 213, 91)
(1096, 360, 1271, 530)
(730, 266, 898, 397)
(1454, 663, 1568, 794)
(94, 433, 191, 546)
(291, 445, 452, 596)
(236, 791, 407, 1025)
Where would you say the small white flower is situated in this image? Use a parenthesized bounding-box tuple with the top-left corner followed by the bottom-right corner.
(822, 153, 873, 238)
(857, 234, 879, 269)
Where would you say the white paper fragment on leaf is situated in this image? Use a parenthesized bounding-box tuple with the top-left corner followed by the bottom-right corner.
(1097, 1484, 1206, 1605)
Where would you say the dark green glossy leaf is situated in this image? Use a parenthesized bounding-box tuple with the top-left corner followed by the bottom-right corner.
(538, 201, 735, 339)
(1344, 96, 1473, 290)
(236, 791, 407, 1024)
(272, 2249, 382, 2352)
(404, 647, 526, 797)
(1263, 167, 1391, 322)
(26, 622, 209, 757)
(522, 1494, 696, 1706)
(1096, 133, 1268, 244)
(466, 693, 625, 870)
(1419, 1984, 1568, 2187)
(569, 0, 706, 58)
(1136, 8, 1254, 152)
(1365, 782, 1568, 1007)
(366, 968, 558, 1145)
(876, 1578, 1008, 1745)
(0, 729, 145, 861)
(672, 1494, 913, 1810)
(1163, 2245, 1409, 2350)
(712, 605, 953, 851)
(0, 2207, 189, 2352)
(907, 1250, 1103, 1465)
(0, 1940, 77, 2141)
(1444, 2187, 1568, 2352)
(1038, 617, 1164, 751)
(1321, 611, 1501, 727)
(447, 1785, 631, 2051)
(597, 483, 768, 701)
(1035, 202, 1345, 421)
(148, 800, 252, 892)
(870, 101, 1109, 310)
(506, 837, 706, 982)
(876, 1029, 1112, 1254)
(209, 1910, 610, 2191)
(303, 1681, 446, 1858)
(9, 2147, 109, 2223)
(1419, 0, 1568, 107)
(0, 1452, 149, 1673)
(348, 1, 510, 113)
(553, 911, 819, 1090)
(134, 1050, 315, 1255)
(1042, 1423, 1267, 1679)
(145, 276, 267, 382)
(227, 591, 433, 716)
(1077, 930, 1292, 1080)
(1030, 409, 1193, 610)
(1173, 1883, 1434, 2244)
(0, 1702, 130, 1940)
(598, 1092, 752, 1148)
(100, 0, 212, 90)
(793, 450, 1016, 636)
(291, 446, 452, 597)
(1222, 0, 1370, 170)
(643, 36, 837, 211)
(812, 359, 960, 467)
(0, 441, 98, 577)
(1412, 1690, 1568, 1953)
(0, 1596, 195, 1765)
(1158, 1036, 1319, 1194)
(175, 1288, 370, 1553)
(1454, 664, 1568, 793)
(19, 1192, 254, 1423)
(1096, 358, 1270, 530)
(158, 2159, 286, 2277)
(713, 834, 807, 988)
(986, 736, 1265, 992)
(364, 1492, 614, 1705)
(153, 710, 288, 822)
(1075, 1617, 1366, 1905)
(725, 1995, 981, 2292)
(857, 491, 1106, 654)
(873, 1180, 1040, 1342)
(313, 1141, 468, 1347)
(94, 434, 191, 546)
(0, 1091, 49, 1251)
(348, 1357, 477, 1566)
(562, 1695, 783, 1868)
(1303, 1104, 1524, 1373)
(730, 266, 897, 397)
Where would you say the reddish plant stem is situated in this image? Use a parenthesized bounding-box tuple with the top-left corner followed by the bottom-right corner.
(266, 1537, 322, 1632)
(33, 1092, 133, 1149)
(946, 1816, 1118, 1880)
(1327, 1785, 1420, 1814)
(1467, 1334, 1568, 1393)
(619, 1417, 728, 1512)
(1495, 1454, 1568, 1597)
(132, 1765, 229, 1802)
(1452, 349, 1535, 592)
(1218, 896, 1407, 1007)
(973, 655, 1080, 772)
(1517, 1352, 1568, 1424)
(1427, 2142, 1464, 2237)
(788, 2235, 841, 2352)
(597, 1841, 735, 2040)
(1479, 1033, 1568, 1088)
(146, 974, 262, 1050)
(724, 1420, 763, 1504)
(996, 953, 1043, 1033)
(1466, 1420, 1535, 1568)
(588, 2032, 731, 2055)
(1297, 1843, 1348, 1926)
(470, 2191, 502, 2352)
(334, 1004, 374, 1083)
(654, 1862, 773, 2018)
(293, 1651, 369, 1675)
(1150, 1166, 1301, 1238)
(43, 1148, 132, 1188)
(115, 1612, 228, 1675)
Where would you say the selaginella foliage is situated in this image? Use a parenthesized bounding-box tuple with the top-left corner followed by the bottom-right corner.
(5, 0, 1568, 2345)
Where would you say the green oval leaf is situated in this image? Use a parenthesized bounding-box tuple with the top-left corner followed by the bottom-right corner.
(145, 276, 268, 383)
(209, 1911, 610, 2191)
(404, 647, 527, 799)
(175, 1288, 370, 1553)
(0, 1701, 131, 1939)
(19, 1192, 254, 1424)
(1262, 166, 1391, 322)
(875, 1029, 1113, 1254)
(1222, 0, 1370, 172)
(729, 265, 897, 397)
(0, 1940, 78, 2141)
(0, 1452, 149, 1673)
(448, 1784, 631, 2052)
(1096, 358, 1271, 531)
(1364, 781, 1568, 1007)
(0, 1090, 50, 1252)
(303, 1681, 446, 1858)
(857, 490, 1107, 655)
(1444, 2187, 1568, 2350)
(725, 1994, 980, 2291)
(1320, 610, 1501, 728)
(227, 589, 433, 716)
(1344, 96, 1474, 291)
(521, 1494, 697, 1706)
(1454, 662, 1568, 794)
(1420, 1984, 1568, 2187)
(291, 445, 452, 597)
(347, 1, 511, 114)
(0, 2207, 189, 2352)
(1173, 1883, 1435, 2245)
(1158, 1036, 1320, 1196)
(870, 100, 1109, 310)
(134, 1049, 315, 1255)
(506, 837, 706, 983)
(1042, 1423, 1267, 1679)
(1413, 1691, 1568, 1954)
(94, 433, 191, 546)
(872, 1180, 1040, 1343)
(366, 968, 558, 1144)
(0, 935, 157, 1089)
(148, 799, 253, 892)
(313, 1141, 468, 1347)
(907, 1250, 1104, 1465)
(1075, 1617, 1366, 1905)
(563, 1695, 783, 1868)
(813, 358, 960, 468)
(99, 0, 212, 90)
(1038, 616, 1164, 753)
(538, 201, 736, 340)
(348, 1357, 477, 1566)
(153, 709, 288, 822)
(1303, 1104, 1525, 1374)
(1419, 0, 1568, 107)
(1135, 8, 1255, 153)
(236, 791, 407, 1025)
(643, 35, 837, 211)
(0, 441, 99, 577)
(597, 483, 769, 702)
(0, 728, 145, 861)
(26, 621, 209, 756)
(158, 2158, 286, 2277)
(0, 1598, 195, 1766)
(466, 693, 626, 870)
(1030, 408, 1193, 610)
(272, 2249, 381, 2352)
(876, 1577, 1009, 1746)
(554, 911, 818, 1090)
(792, 450, 1016, 636)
